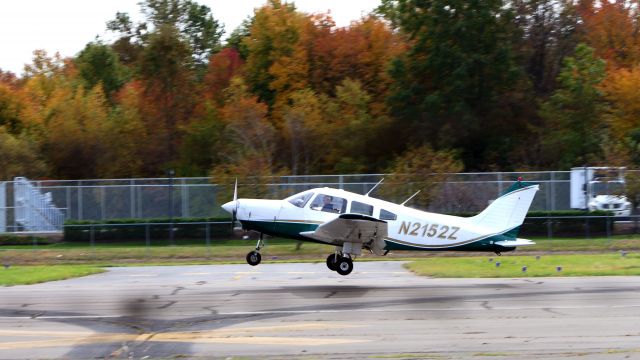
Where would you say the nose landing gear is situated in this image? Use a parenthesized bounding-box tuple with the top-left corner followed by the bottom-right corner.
(245, 233, 265, 266)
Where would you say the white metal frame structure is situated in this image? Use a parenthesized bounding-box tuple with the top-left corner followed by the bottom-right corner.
(13, 177, 64, 232)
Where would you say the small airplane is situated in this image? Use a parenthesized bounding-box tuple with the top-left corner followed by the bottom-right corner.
(221, 178, 539, 275)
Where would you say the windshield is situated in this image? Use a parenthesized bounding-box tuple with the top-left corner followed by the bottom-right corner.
(286, 191, 314, 208)
(590, 182, 625, 196)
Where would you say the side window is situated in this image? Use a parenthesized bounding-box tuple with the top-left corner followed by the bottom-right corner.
(287, 192, 314, 208)
(351, 201, 373, 216)
(310, 194, 347, 214)
(380, 209, 397, 221)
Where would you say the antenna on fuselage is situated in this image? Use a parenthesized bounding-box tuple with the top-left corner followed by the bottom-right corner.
(401, 190, 421, 206)
(365, 178, 384, 197)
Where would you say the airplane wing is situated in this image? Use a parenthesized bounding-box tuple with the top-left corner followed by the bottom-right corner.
(300, 214, 388, 255)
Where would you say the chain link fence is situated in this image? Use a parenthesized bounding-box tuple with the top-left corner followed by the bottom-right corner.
(1, 171, 639, 239)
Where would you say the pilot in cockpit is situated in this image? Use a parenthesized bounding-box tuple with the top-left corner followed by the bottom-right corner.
(321, 195, 335, 212)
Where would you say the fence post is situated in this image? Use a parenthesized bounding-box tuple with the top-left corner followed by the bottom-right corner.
(182, 179, 189, 218)
(606, 215, 611, 241)
(78, 183, 83, 221)
(205, 222, 211, 259)
(585, 216, 590, 240)
(145, 224, 150, 259)
(130, 179, 135, 218)
(100, 186, 106, 220)
(90, 224, 95, 259)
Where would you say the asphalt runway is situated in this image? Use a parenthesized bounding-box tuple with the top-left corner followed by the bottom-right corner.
(1, 261, 639, 359)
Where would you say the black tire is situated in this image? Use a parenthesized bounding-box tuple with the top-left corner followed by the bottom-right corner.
(336, 257, 353, 276)
(326, 254, 338, 271)
(246, 251, 261, 266)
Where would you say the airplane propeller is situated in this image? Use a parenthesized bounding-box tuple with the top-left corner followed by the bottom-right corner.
(230, 178, 243, 236)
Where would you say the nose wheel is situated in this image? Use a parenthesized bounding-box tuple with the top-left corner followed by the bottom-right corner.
(246, 251, 261, 266)
(246, 233, 265, 266)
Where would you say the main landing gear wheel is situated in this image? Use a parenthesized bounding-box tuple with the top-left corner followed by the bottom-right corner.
(336, 257, 353, 276)
(246, 251, 261, 266)
(326, 254, 338, 271)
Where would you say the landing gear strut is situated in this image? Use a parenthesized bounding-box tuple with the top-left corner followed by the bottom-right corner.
(246, 233, 265, 266)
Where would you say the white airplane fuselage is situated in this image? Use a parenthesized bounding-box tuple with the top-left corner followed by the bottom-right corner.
(222, 183, 538, 254)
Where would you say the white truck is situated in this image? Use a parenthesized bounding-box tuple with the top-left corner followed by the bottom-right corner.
(570, 167, 631, 217)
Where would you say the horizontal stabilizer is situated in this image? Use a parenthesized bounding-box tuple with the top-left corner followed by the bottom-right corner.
(494, 238, 536, 247)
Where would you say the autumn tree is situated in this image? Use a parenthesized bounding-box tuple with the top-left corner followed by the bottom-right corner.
(243, 0, 310, 118)
(0, 81, 26, 134)
(138, 24, 195, 173)
(40, 85, 111, 178)
(99, 81, 149, 177)
(0, 127, 46, 180)
(579, 0, 640, 68)
(282, 88, 325, 174)
(211, 77, 287, 198)
(379, 145, 464, 208)
(307, 15, 402, 109)
(202, 47, 243, 106)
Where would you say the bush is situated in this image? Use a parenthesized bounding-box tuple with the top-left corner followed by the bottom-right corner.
(0, 234, 58, 246)
(63, 217, 232, 242)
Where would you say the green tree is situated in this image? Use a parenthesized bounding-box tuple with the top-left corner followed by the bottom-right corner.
(106, 12, 146, 66)
(380, 0, 525, 169)
(139, 0, 222, 69)
(108, 0, 223, 71)
(76, 41, 129, 99)
(539, 43, 607, 168)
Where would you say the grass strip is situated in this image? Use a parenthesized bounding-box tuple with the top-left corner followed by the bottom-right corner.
(0, 265, 105, 286)
(405, 253, 640, 277)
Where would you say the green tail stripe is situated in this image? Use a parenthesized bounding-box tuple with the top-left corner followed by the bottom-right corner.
(500, 180, 538, 197)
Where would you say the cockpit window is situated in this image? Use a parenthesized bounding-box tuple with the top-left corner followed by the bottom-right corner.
(287, 192, 314, 208)
(380, 209, 397, 221)
(351, 201, 373, 216)
(310, 194, 347, 214)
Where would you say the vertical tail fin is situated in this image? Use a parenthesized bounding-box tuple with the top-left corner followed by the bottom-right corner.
(468, 181, 539, 235)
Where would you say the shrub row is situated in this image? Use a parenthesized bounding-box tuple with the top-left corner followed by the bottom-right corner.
(0, 234, 58, 246)
(453, 210, 615, 237)
(64, 217, 232, 242)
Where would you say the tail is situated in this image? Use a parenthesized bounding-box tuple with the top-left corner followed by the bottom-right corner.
(468, 181, 539, 237)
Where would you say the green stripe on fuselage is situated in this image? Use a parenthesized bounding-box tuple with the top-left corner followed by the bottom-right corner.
(241, 220, 518, 253)
(241, 220, 320, 241)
